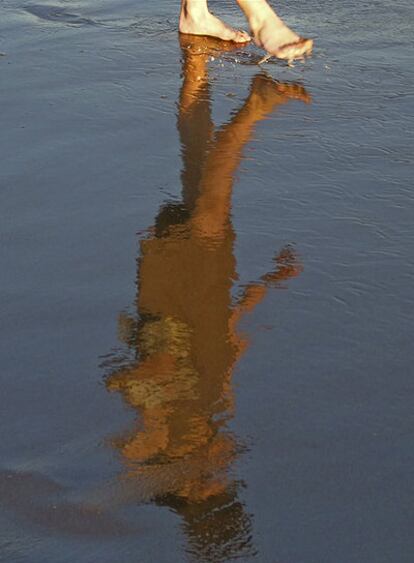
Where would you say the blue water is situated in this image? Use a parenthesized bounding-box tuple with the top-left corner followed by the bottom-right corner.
(1, 0, 413, 561)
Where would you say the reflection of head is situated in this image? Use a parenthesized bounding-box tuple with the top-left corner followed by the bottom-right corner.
(158, 485, 255, 563)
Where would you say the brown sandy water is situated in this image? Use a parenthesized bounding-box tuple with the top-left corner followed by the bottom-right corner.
(1, 0, 414, 561)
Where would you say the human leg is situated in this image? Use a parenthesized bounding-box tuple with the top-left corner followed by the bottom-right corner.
(236, 0, 313, 61)
(179, 0, 250, 43)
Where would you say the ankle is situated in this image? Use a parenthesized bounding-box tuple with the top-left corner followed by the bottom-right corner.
(246, 2, 278, 31)
(181, 0, 209, 20)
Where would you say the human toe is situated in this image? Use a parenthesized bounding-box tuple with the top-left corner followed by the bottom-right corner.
(233, 29, 251, 43)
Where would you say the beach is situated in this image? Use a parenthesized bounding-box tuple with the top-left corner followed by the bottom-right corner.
(1, 0, 414, 561)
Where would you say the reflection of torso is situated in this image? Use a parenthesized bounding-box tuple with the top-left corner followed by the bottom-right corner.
(110, 223, 242, 480)
(138, 224, 239, 403)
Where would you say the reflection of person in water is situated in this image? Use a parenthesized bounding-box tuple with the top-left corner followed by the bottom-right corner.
(106, 36, 310, 561)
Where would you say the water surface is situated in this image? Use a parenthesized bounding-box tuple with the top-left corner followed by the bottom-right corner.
(1, 0, 413, 561)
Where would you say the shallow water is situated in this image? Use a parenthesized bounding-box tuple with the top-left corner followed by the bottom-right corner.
(1, 0, 414, 561)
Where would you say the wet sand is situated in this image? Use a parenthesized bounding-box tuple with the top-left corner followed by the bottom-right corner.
(1, 0, 414, 561)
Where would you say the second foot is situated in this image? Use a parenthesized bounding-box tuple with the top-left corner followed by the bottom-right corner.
(251, 11, 313, 62)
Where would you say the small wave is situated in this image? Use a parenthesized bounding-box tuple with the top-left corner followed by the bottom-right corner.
(23, 4, 97, 26)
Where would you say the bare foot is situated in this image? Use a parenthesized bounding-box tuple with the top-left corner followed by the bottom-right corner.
(248, 4, 313, 62)
(179, 2, 250, 44)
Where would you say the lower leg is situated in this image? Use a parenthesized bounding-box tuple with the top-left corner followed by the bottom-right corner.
(179, 0, 250, 43)
(236, 0, 313, 61)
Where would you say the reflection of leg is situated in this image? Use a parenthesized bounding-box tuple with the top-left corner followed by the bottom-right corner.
(178, 35, 212, 114)
(192, 75, 310, 237)
(178, 36, 215, 210)
(179, 0, 250, 43)
(236, 0, 313, 61)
